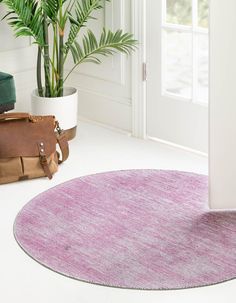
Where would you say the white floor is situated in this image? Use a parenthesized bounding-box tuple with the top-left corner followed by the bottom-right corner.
(1, 121, 235, 303)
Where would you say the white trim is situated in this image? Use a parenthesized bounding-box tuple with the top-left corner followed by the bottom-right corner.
(78, 116, 132, 137)
(192, 0, 198, 105)
(162, 23, 208, 34)
(131, 0, 147, 139)
(148, 136, 208, 158)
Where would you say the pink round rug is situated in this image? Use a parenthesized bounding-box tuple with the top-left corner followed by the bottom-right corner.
(14, 170, 236, 290)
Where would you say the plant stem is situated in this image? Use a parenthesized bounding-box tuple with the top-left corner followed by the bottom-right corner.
(55, 24, 59, 76)
(43, 11, 51, 97)
(52, 26, 55, 93)
(37, 46, 43, 97)
(57, 0, 64, 97)
(58, 29, 64, 97)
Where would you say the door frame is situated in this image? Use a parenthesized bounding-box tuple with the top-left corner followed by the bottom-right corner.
(131, 0, 147, 139)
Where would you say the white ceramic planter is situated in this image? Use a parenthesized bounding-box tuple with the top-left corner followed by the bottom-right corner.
(31, 87, 78, 133)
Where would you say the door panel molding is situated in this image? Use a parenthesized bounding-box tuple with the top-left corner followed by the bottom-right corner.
(66, 0, 132, 131)
(67, 0, 126, 85)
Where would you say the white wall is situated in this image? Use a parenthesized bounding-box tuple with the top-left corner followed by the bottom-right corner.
(209, 0, 236, 209)
(0, 7, 37, 112)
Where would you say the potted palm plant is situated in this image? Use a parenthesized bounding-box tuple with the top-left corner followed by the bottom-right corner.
(1, 0, 137, 139)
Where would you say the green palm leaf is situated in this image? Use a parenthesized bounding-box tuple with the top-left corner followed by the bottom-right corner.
(1, 0, 137, 97)
(2, 0, 44, 46)
(65, 28, 137, 81)
(65, 0, 110, 55)
(41, 0, 67, 23)
(41, 0, 60, 22)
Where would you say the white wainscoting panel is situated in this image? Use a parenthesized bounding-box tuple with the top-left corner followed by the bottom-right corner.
(66, 0, 132, 131)
(0, 6, 36, 112)
(0, 7, 29, 52)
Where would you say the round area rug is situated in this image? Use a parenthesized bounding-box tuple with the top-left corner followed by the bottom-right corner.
(14, 170, 236, 290)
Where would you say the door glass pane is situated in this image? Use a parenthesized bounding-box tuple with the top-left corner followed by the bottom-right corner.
(197, 34, 209, 103)
(163, 30, 192, 98)
(198, 0, 209, 28)
(166, 0, 192, 26)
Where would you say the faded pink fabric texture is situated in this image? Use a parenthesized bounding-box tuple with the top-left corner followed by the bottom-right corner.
(14, 170, 236, 289)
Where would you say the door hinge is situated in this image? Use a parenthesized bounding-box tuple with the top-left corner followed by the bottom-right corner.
(142, 62, 147, 82)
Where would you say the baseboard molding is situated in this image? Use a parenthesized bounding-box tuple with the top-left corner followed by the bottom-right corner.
(78, 116, 132, 136)
(148, 136, 208, 158)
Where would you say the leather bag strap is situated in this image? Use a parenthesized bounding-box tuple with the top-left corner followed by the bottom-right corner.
(37, 142, 53, 180)
(38, 131, 69, 180)
(0, 112, 31, 121)
(57, 131, 69, 164)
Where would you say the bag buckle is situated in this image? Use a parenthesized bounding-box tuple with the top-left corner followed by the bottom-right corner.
(40, 154, 47, 165)
(37, 142, 53, 180)
(55, 121, 63, 135)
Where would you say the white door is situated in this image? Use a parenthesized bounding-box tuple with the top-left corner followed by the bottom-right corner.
(146, 0, 209, 153)
(209, 0, 236, 209)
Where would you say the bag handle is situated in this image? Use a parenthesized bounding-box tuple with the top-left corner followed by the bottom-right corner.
(0, 112, 31, 121)
(57, 131, 69, 164)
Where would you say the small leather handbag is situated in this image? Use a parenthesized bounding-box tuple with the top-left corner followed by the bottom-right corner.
(0, 112, 69, 184)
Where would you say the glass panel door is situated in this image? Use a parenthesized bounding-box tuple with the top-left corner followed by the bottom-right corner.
(146, 0, 209, 153)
